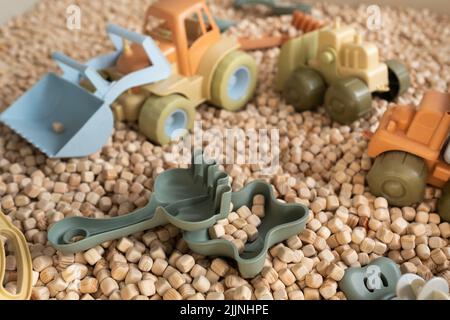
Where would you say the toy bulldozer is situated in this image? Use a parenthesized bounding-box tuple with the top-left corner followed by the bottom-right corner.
(0, 25, 170, 158)
(0, 0, 258, 158)
(276, 19, 410, 124)
(367, 91, 450, 222)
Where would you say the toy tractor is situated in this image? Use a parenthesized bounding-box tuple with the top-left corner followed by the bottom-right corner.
(97, 0, 258, 145)
(275, 20, 410, 124)
(367, 91, 450, 221)
(0, 0, 258, 158)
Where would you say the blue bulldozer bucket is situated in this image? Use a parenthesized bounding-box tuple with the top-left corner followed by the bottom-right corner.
(0, 73, 113, 158)
(0, 24, 171, 159)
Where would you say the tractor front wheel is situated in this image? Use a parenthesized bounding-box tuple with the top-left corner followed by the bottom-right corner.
(376, 59, 411, 101)
(324, 77, 372, 124)
(210, 51, 258, 111)
(139, 94, 195, 146)
(438, 181, 450, 222)
(282, 66, 326, 111)
(367, 151, 428, 207)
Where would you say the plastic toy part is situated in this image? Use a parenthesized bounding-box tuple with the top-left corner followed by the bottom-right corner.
(276, 19, 410, 124)
(375, 59, 411, 101)
(0, 24, 172, 158)
(339, 257, 401, 300)
(367, 151, 428, 207)
(48, 151, 231, 253)
(210, 51, 258, 111)
(237, 12, 322, 52)
(139, 95, 196, 146)
(183, 181, 309, 278)
(129, 0, 258, 136)
(395, 274, 450, 300)
(0, 73, 111, 158)
(143, 0, 237, 78)
(367, 91, 450, 221)
(324, 77, 372, 124)
(291, 11, 324, 33)
(238, 35, 290, 51)
(234, 0, 311, 15)
(2, 1, 258, 158)
(283, 66, 326, 111)
(213, 17, 235, 32)
(49, 150, 309, 279)
(0, 211, 32, 300)
(438, 181, 450, 222)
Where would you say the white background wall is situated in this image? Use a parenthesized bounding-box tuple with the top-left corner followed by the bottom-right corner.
(0, 0, 38, 24)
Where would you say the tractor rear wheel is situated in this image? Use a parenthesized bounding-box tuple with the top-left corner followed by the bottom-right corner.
(376, 59, 410, 101)
(324, 77, 372, 124)
(139, 94, 195, 146)
(282, 66, 326, 111)
(210, 51, 258, 111)
(438, 181, 450, 222)
(367, 151, 428, 207)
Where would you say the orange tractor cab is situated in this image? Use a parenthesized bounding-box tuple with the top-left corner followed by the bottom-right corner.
(367, 91, 450, 221)
(142, 0, 222, 76)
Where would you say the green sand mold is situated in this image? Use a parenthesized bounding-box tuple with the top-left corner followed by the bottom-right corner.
(184, 180, 309, 278)
(49, 151, 309, 278)
(48, 151, 231, 253)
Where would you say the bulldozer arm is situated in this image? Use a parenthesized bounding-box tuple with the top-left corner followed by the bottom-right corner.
(0, 24, 172, 158)
(143, 72, 204, 109)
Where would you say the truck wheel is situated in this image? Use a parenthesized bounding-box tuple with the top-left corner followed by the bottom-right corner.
(210, 51, 258, 111)
(367, 151, 428, 207)
(324, 77, 372, 124)
(438, 182, 450, 222)
(282, 66, 326, 111)
(376, 60, 410, 101)
(139, 95, 195, 145)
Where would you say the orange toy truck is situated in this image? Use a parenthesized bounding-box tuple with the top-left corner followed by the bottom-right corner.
(367, 91, 450, 221)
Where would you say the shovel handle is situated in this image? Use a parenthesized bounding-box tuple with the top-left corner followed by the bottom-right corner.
(0, 211, 32, 300)
(47, 204, 162, 254)
(48, 194, 212, 253)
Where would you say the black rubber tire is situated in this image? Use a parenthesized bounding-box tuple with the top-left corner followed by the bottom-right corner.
(367, 151, 428, 207)
(376, 59, 411, 101)
(438, 181, 450, 222)
(282, 66, 326, 111)
(324, 77, 372, 124)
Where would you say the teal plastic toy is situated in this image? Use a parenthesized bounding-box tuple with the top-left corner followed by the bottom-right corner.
(184, 181, 309, 278)
(213, 17, 235, 32)
(339, 257, 401, 300)
(48, 151, 309, 278)
(48, 151, 231, 253)
(0, 24, 172, 158)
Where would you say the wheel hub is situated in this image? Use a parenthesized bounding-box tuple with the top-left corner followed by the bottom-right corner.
(382, 180, 406, 199)
(228, 67, 250, 101)
(164, 110, 188, 139)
